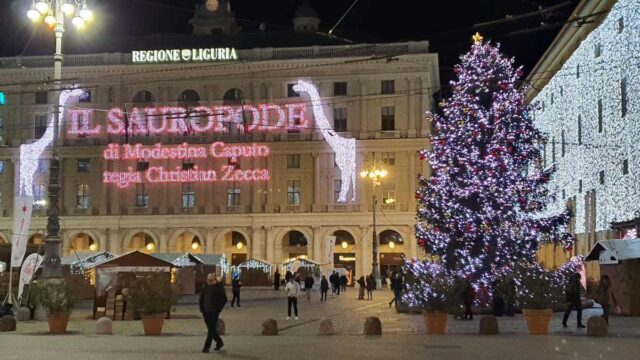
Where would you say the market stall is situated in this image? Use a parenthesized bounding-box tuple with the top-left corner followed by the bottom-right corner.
(92, 251, 173, 320)
(151, 252, 204, 294)
(231, 258, 274, 286)
(192, 254, 228, 289)
(585, 239, 640, 316)
(281, 257, 321, 281)
(61, 251, 114, 300)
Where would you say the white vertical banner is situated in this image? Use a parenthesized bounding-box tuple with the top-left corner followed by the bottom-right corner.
(327, 236, 336, 267)
(18, 253, 43, 300)
(11, 195, 34, 268)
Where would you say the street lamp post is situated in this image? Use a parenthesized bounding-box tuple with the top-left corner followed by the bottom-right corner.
(26, 0, 94, 278)
(360, 161, 389, 289)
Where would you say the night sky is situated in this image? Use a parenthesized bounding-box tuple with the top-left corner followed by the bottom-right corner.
(0, 0, 578, 91)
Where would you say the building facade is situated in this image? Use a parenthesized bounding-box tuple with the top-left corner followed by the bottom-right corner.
(0, 1, 438, 278)
(528, 0, 639, 272)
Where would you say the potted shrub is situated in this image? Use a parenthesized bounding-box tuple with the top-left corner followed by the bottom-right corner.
(403, 261, 454, 334)
(128, 273, 178, 335)
(30, 279, 77, 334)
(516, 264, 559, 335)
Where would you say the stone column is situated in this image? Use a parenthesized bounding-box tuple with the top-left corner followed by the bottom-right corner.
(312, 153, 321, 212)
(265, 226, 275, 264)
(409, 150, 417, 209)
(312, 225, 323, 262)
(359, 82, 367, 137)
(359, 225, 372, 277)
(407, 78, 417, 137)
(158, 229, 168, 252)
(251, 226, 265, 259)
(107, 227, 120, 254)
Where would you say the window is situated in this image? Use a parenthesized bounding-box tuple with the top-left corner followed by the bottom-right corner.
(333, 82, 347, 96)
(136, 161, 149, 171)
(0, 116, 3, 145)
(132, 90, 154, 104)
(578, 180, 582, 193)
(79, 90, 92, 103)
(577, 115, 582, 145)
(33, 185, 46, 209)
(287, 84, 300, 97)
(381, 106, 395, 131)
(178, 89, 200, 106)
(76, 184, 90, 209)
(382, 152, 395, 166)
(597, 99, 603, 133)
(182, 161, 195, 170)
(599, 171, 605, 185)
(551, 137, 556, 164)
(182, 182, 195, 209)
(35, 91, 48, 104)
(621, 77, 628, 117)
(618, 17, 624, 33)
(622, 159, 629, 175)
(382, 182, 396, 205)
(562, 189, 566, 200)
(287, 154, 300, 169)
(34, 115, 47, 138)
(0, 91, 5, 105)
(594, 43, 601, 58)
(334, 179, 342, 203)
(77, 159, 90, 173)
(561, 130, 565, 157)
(550, 93, 554, 105)
(576, 65, 580, 79)
(287, 180, 301, 206)
(333, 107, 347, 132)
(560, 86, 563, 97)
(381, 80, 394, 94)
(135, 183, 149, 208)
(227, 186, 241, 207)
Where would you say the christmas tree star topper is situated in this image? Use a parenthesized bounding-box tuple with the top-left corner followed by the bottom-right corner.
(472, 32, 484, 44)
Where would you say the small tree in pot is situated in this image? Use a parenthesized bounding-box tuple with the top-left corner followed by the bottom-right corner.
(30, 279, 78, 334)
(403, 261, 455, 334)
(515, 263, 562, 335)
(128, 273, 178, 335)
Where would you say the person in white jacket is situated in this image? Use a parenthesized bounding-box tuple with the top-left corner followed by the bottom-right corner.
(285, 277, 300, 320)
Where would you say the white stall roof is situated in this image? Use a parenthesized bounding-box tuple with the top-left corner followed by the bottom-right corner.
(585, 239, 640, 264)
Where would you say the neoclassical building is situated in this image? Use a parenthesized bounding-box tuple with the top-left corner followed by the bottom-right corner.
(0, 0, 438, 278)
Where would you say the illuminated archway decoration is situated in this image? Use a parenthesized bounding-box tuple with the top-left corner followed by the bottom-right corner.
(294, 80, 356, 202)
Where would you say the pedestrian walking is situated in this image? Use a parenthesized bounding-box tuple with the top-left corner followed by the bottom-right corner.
(230, 274, 242, 307)
(562, 272, 586, 328)
(357, 275, 366, 300)
(462, 277, 474, 320)
(304, 274, 315, 301)
(503, 275, 516, 317)
(273, 270, 281, 290)
(491, 279, 505, 317)
(320, 275, 329, 302)
(285, 277, 300, 320)
(199, 273, 227, 353)
(388, 272, 403, 308)
(340, 274, 348, 294)
(595, 275, 617, 324)
(285, 270, 293, 283)
(330, 271, 340, 296)
(365, 275, 373, 300)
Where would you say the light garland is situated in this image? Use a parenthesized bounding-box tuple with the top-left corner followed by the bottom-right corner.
(533, 0, 640, 233)
(294, 80, 356, 202)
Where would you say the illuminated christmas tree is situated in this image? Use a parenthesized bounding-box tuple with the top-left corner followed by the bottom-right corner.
(413, 34, 575, 289)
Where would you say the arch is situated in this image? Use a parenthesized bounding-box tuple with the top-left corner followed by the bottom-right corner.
(334, 230, 356, 249)
(168, 228, 207, 253)
(28, 233, 45, 245)
(132, 90, 155, 104)
(278, 228, 312, 262)
(222, 88, 244, 105)
(121, 229, 160, 253)
(178, 89, 200, 106)
(213, 228, 252, 253)
(64, 229, 101, 253)
(379, 229, 404, 246)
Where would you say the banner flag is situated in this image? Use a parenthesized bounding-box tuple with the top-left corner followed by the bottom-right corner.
(10, 195, 34, 268)
(18, 253, 43, 300)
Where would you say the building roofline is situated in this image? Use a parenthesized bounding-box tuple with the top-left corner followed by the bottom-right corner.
(525, 0, 616, 102)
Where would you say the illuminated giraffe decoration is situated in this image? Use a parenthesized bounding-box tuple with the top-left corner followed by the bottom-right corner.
(294, 80, 356, 202)
(18, 89, 86, 196)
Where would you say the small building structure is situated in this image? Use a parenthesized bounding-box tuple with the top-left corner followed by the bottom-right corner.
(231, 258, 273, 286)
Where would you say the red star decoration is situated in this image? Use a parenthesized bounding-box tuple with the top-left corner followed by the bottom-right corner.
(22, 205, 28, 213)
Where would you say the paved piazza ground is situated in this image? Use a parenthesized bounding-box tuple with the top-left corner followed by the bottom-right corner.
(2, 287, 639, 359)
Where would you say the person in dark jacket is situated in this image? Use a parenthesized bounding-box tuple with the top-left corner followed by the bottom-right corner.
(230, 274, 242, 307)
(304, 275, 315, 301)
(199, 273, 227, 352)
(320, 276, 329, 302)
(339, 274, 348, 293)
(461, 277, 474, 320)
(329, 272, 338, 295)
(562, 272, 585, 328)
(365, 275, 373, 300)
(388, 272, 403, 308)
(273, 270, 281, 290)
(357, 275, 366, 300)
(285, 270, 293, 283)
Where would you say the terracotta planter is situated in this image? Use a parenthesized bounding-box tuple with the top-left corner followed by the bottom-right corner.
(423, 311, 448, 334)
(141, 313, 165, 335)
(47, 312, 71, 334)
(522, 309, 552, 335)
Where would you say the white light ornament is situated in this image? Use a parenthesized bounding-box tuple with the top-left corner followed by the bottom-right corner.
(293, 80, 356, 202)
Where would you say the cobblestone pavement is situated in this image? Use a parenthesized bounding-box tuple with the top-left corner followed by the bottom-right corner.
(2, 287, 639, 359)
